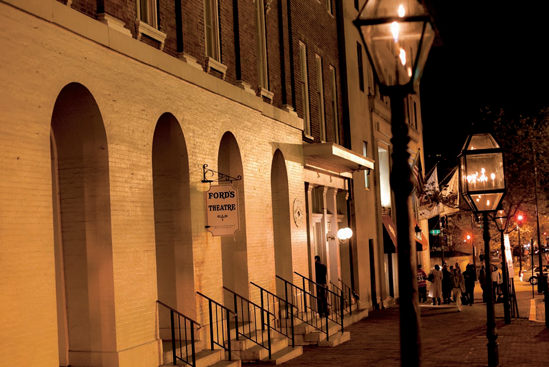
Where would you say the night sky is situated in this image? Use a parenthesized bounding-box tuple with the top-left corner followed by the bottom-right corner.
(420, 2, 549, 173)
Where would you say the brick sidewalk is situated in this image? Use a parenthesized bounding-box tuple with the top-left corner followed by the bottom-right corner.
(246, 280, 549, 366)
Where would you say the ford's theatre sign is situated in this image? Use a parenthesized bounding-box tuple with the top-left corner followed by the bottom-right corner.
(206, 184, 240, 236)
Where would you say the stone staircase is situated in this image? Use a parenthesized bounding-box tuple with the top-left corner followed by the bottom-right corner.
(229, 322, 303, 365)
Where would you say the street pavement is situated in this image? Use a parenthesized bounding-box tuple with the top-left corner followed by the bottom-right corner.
(247, 276, 549, 367)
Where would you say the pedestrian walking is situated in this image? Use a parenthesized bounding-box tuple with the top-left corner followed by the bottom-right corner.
(478, 265, 487, 303)
(463, 264, 476, 305)
(442, 264, 452, 304)
(417, 265, 428, 303)
(430, 265, 443, 305)
(450, 267, 466, 311)
(491, 266, 501, 301)
(315, 256, 328, 317)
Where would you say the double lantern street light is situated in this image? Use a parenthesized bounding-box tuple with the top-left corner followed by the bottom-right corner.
(459, 133, 506, 367)
(354, 1, 435, 367)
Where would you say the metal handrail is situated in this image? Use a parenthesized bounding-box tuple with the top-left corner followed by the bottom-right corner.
(157, 300, 201, 366)
(331, 279, 353, 316)
(294, 271, 344, 333)
(251, 282, 296, 347)
(223, 286, 274, 359)
(276, 275, 329, 339)
(196, 292, 236, 361)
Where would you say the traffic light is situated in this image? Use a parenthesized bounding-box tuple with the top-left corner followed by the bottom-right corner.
(517, 213, 524, 225)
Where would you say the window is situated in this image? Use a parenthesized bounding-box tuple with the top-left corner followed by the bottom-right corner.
(354, 0, 360, 10)
(316, 55, 326, 141)
(330, 66, 339, 144)
(357, 42, 364, 92)
(363, 142, 370, 189)
(204, 0, 220, 61)
(138, 0, 158, 28)
(300, 42, 311, 136)
(414, 101, 418, 130)
(378, 145, 391, 208)
(256, 0, 268, 89)
(326, 0, 333, 14)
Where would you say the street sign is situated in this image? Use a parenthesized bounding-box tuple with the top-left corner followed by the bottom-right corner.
(429, 229, 441, 235)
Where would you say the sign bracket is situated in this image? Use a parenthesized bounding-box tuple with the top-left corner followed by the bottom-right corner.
(202, 164, 242, 184)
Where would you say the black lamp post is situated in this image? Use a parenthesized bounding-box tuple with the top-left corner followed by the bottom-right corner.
(459, 133, 506, 367)
(494, 209, 511, 324)
(354, 2, 435, 366)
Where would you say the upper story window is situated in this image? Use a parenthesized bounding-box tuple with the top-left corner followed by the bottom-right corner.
(357, 42, 364, 92)
(414, 101, 418, 130)
(256, 0, 268, 89)
(300, 42, 311, 137)
(363, 141, 370, 189)
(354, 0, 360, 11)
(138, 0, 158, 28)
(330, 66, 339, 145)
(316, 55, 326, 141)
(326, 0, 333, 15)
(205, 0, 221, 61)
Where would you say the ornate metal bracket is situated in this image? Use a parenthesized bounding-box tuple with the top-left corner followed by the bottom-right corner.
(202, 164, 242, 183)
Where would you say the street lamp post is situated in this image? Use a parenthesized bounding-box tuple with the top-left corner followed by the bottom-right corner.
(459, 133, 506, 367)
(494, 210, 511, 324)
(354, 2, 435, 367)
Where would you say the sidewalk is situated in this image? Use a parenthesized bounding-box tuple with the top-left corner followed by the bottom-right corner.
(246, 277, 548, 367)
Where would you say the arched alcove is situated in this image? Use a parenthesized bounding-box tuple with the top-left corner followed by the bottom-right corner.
(271, 149, 292, 297)
(51, 83, 115, 366)
(218, 132, 249, 305)
(152, 113, 195, 336)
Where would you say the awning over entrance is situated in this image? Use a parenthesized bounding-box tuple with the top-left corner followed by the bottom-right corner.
(382, 215, 397, 253)
(303, 142, 375, 175)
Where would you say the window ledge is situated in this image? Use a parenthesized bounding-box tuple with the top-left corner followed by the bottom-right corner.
(136, 20, 167, 50)
(97, 13, 131, 37)
(206, 57, 228, 79)
(260, 87, 274, 104)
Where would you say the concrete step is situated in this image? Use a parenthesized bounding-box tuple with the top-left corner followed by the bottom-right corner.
(160, 356, 241, 367)
(318, 331, 351, 347)
(160, 349, 222, 367)
(255, 346, 304, 365)
(237, 336, 289, 361)
(162, 339, 204, 364)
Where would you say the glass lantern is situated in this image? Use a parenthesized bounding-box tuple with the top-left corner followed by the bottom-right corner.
(459, 133, 506, 213)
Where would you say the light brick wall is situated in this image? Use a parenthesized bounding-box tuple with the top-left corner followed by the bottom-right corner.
(0, 2, 306, 366)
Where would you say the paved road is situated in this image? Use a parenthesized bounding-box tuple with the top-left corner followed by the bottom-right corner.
(247, 277, 549, 367)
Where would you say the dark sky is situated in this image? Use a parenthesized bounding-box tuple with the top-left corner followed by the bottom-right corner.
(420, 2, 549, 172)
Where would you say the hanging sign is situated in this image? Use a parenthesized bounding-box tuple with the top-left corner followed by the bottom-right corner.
(206, 184, 239, 236)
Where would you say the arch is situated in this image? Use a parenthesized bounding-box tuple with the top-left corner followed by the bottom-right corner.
(51, 83, 115, 366)
(152, 113, 195, 332)
(271, 149, 293, 297)
(218, 132, 249, 304)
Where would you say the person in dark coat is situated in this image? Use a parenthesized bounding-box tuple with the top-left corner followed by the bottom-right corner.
(442, 263, 452, 304)
(478, 265, 487, 303)
(463, 264, 476, 305)
(315, 256, 328, 317)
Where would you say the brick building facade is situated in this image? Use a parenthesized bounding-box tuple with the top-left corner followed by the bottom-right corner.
(0, 0, 428, 366)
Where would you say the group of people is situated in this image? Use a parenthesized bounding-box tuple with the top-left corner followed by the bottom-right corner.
(417, 262, 477, 312)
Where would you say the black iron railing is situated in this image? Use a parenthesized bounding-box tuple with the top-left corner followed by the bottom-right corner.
(251, 282, 296, 347)
(294, 272, 344, 333)
(157, 301, 200, 367)
(330, 279, 353, 316)
(223, 287, 274, 359)
(276, 275, 330, 338)
(196, 292, 236, 361)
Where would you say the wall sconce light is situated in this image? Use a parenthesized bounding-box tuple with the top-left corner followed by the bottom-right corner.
(337, 227, 353, 244)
